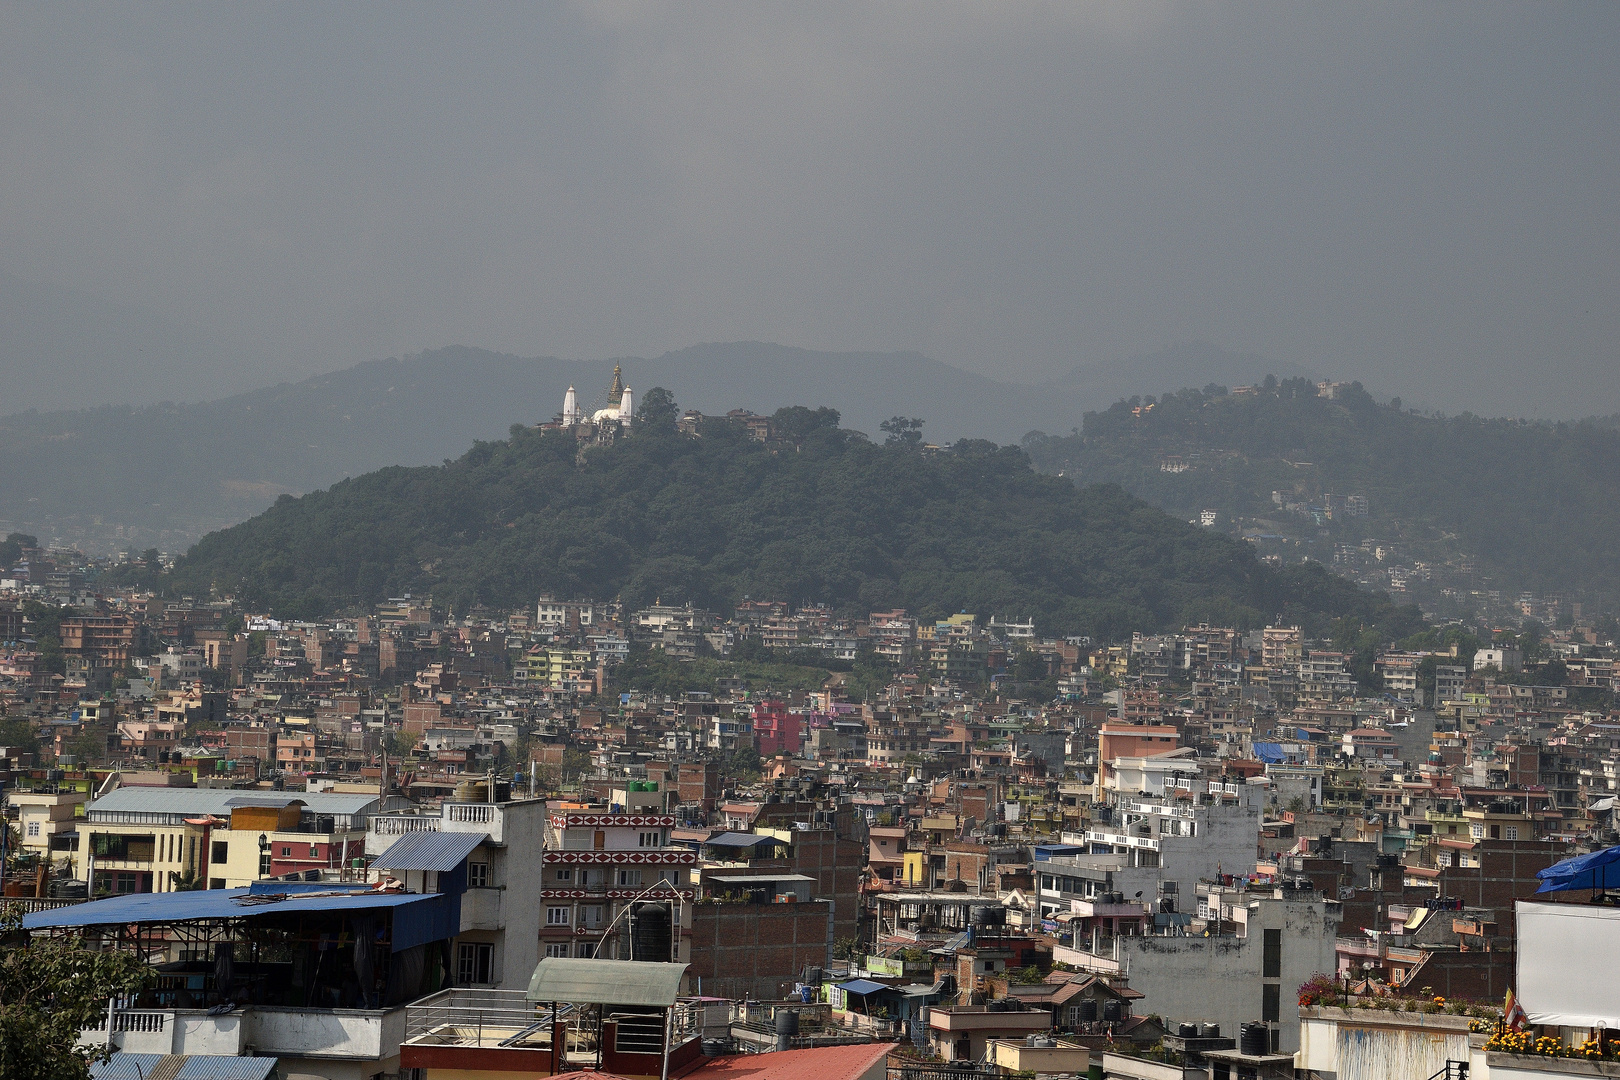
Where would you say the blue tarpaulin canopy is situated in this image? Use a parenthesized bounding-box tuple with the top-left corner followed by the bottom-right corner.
(1252, 742, 1286, 764)
(1536, 845, 1620, 893)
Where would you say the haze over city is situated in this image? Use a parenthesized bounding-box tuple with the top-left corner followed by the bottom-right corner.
(2, 4, 1617, 417)
(8, 8, 1620, 1080)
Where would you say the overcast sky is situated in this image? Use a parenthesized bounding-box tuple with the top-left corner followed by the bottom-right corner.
(1, 4, 1616, 417)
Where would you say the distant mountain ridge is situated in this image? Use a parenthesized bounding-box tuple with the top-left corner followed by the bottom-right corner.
(0, 341, 1320, 552)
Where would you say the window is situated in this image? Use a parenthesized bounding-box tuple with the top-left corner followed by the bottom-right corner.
(1262, 929, 1281, 979)
(1262, 983, 1280, 1022)
(281, 846, 292, 857)
(116, 872, 138, 894)
(259, 851, 272, 876)
(309, 845, 320, 858)
(1470, 824, 1485, 840)
(468, 862, 490, 888)
(617, 869, 643, 887)
(26, 822, 39, 838)
(209, 878, 226, 890)
(211, 841, 228, 864)
(546, 906, 572, 926)
(458, 942, 494, 984)
(545, 943, 571, 958)
(639, 832, 661, 848)
(1506, 826, 1519, 841)
(576, 942, 596, 957)
(554, 868, 573, 882)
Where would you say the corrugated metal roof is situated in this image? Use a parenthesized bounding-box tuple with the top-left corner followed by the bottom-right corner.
(87, 787, 384, 819)
(373, 829, 486, 871)
(703, 832, 781, 848)
(683, 1042, 895, 1080)
(92, 1053, 279, 1080)
(23, 885, 450, 953)
(835, 979, 889, 996)
(525, 957, 688, 1007)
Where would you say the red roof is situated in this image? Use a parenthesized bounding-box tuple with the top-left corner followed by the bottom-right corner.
(679, 1043, 895, 1080)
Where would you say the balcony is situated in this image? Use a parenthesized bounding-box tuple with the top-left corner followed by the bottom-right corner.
(461, 887, 505, 931)
(81, 1003, 409, 1062)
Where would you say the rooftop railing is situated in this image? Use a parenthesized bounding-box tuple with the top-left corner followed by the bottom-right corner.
(404, 988, 562, 1049)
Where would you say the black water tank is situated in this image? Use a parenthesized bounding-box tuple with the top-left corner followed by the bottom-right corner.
(1076, 999, 1097, 1022)
(630, 903, 672, 962)
(1240, 1022, 1269, 1056)
(775, 1009, 800, 1052)
(1102, 1000, 1122, 1022)
(1200, 1023, 1220, 1038)
(1178, 1022, 1198, 1037)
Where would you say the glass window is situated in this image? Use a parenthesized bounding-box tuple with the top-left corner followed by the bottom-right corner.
(555, 867, 573, 881)
(547, 906, 571, 926)
(469, 862, 490, 888)
(545, 943, 571, 958)
(1505, 826, 1519, 841)
(1262, 929, 1281, 979)
(458, 942, 494, 983)
(1262, 983, 1280, 1022)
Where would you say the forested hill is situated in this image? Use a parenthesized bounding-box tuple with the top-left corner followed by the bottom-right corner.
(1021, 379, 1620, 614)
(168, 394, 1418, 640)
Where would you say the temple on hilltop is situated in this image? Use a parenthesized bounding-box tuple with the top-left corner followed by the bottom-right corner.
(545, 365, 634, 443)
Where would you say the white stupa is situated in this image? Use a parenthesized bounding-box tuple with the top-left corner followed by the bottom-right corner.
(559, 365, 633, 431)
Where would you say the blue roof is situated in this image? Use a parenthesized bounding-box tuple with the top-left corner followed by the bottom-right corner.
(1537, 845, 1620, 893)
(837, 979, 890, 996)
(1253, 742, 1286, 764)
(92, 1054, 278, 1080)
(373, 829, 486, 872)
(23, 885, 453, 951)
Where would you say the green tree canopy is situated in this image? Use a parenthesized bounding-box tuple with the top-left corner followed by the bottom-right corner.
(0, 905, 149, 1079)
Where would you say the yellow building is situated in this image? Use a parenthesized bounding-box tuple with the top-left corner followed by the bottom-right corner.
(74, 787, 394, 895)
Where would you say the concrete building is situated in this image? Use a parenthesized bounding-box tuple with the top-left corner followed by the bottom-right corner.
(1085, 781, 1265, 907)
(538, 782, 694, 965)
(1100, 884, 1341, 1055)
(75, 787, 398, 895)
(10, 787, 86, 859)
(367, 792, 552, 993)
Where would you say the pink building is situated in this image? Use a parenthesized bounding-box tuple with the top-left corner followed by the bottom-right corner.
(752, 700, 803, 758)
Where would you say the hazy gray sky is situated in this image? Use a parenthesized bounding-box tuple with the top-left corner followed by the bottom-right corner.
(2, 3, 1616, 416)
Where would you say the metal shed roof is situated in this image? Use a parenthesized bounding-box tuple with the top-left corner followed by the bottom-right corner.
(525, 957, 689, 1008)
(22, 885, 453, 951)
(87, 787, 383, 819)
(703, 832, 783, 848)
(92, 1053, 279, 1080)
(373, 829, 486, 871)
(835, 979, 889, 996)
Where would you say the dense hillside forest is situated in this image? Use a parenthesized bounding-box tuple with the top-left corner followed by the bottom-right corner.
(168, 392, 1418, 640)
(0, 342, 1314, 555)
(1022, 378, 1620, 613)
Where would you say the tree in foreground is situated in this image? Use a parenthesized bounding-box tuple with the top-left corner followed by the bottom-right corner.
(0, 905, 148, 1080)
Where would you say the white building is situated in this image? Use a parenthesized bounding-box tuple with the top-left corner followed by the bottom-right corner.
(1084, 780, 1265, 910)
(367, 794, 551, 992)
(1106, 884, 1340, 1055)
